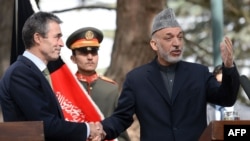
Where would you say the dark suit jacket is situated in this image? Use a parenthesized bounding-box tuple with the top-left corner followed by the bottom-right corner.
(102, 58, 240, 141)
(80, 76, 130, 141)
(0, 55, 87, 141)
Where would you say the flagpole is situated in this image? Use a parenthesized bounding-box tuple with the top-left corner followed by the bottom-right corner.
(15, 0, 18, 58)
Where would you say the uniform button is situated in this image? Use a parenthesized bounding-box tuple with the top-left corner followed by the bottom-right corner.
(90, 87, 93, 90)
(173, 127, 178, 130)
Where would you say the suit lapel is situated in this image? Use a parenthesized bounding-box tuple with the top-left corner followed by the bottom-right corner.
(146, 60, 189, 105)
(18, 55, 64, 118)
(146, 59, 171, 105)
(171, 61, 188, 103)
(19, 56, 51, 88)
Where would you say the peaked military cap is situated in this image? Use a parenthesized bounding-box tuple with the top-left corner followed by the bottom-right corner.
(151, 8, 181, 35)
(66, 27, 104, 50)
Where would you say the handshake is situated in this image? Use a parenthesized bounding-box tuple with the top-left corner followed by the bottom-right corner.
(87, 122, 106, 141)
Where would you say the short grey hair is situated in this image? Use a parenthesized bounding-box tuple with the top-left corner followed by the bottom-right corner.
(22, 11, 62, 49)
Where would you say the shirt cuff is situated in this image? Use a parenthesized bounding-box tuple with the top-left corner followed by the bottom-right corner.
(86, 123, 90, 138)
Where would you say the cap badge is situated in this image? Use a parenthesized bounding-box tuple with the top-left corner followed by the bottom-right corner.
(86, 47, 92, 51)
(85, 30, 94, 40)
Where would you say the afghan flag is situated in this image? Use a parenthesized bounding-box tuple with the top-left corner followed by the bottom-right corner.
(48, 57, 104, 122)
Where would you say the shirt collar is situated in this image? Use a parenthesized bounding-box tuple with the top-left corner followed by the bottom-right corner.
(23, 50, 47, 71)
(75, 71, 99, 84)
(157, 61, 177, 72)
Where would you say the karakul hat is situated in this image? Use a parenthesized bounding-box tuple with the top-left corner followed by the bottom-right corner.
(151, 8, 181, 35)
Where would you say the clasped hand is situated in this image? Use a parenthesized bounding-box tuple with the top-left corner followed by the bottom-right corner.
(87, 122, 106, 141)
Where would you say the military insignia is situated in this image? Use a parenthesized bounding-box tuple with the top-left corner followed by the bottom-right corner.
(85, 30, 94, 40)
(86, 47, 92, 51)
(99, 75, 117, 84)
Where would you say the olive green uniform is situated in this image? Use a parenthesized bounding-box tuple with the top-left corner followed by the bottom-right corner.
(79, 76, 130, 141)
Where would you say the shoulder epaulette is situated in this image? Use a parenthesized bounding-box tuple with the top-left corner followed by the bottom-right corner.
(99, 75, 117, 85)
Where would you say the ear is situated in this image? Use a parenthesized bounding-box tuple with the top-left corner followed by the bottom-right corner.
(70, 55, 76, 64)
(33, 33, 41, 44)
(150, 39, 158, 51)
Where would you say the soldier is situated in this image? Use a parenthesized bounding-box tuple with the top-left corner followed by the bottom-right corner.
(66, 27, 130, 141)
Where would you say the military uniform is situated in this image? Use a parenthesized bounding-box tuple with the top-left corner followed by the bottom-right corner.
(76, 72, 119, 118)
(66, 27, 130, 141)
(76, 72, 130, 141)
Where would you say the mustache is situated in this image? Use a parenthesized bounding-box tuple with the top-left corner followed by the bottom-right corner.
(170, 48, 182, 52)
(85, 62, 95, 64)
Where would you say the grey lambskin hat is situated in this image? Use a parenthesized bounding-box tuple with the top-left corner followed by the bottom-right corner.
(151, 8, 181, 35)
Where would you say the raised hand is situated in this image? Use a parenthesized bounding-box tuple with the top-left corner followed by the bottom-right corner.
(220, 36, 234, 68)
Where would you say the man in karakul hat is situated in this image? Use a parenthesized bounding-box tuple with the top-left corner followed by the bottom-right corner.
(66, 27, 131, 141)
(101, 8, 240, 141)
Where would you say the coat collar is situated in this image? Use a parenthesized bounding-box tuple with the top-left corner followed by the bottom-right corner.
(146, 58, 188, 104)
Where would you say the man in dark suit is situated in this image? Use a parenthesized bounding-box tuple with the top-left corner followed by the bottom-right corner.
(101, 8, 240, 141)
(0, 11, 104, 141)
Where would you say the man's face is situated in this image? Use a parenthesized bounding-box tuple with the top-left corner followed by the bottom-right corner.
(71, 48, 99, 75)
(150, 27, 184, 66)
(216, 73, 222, 83)
(38, 21, 64, 63)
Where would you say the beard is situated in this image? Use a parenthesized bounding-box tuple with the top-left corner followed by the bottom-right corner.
(158, 45, 183, 64)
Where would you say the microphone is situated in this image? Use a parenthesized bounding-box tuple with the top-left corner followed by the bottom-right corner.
(239, 75, 250, 100)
